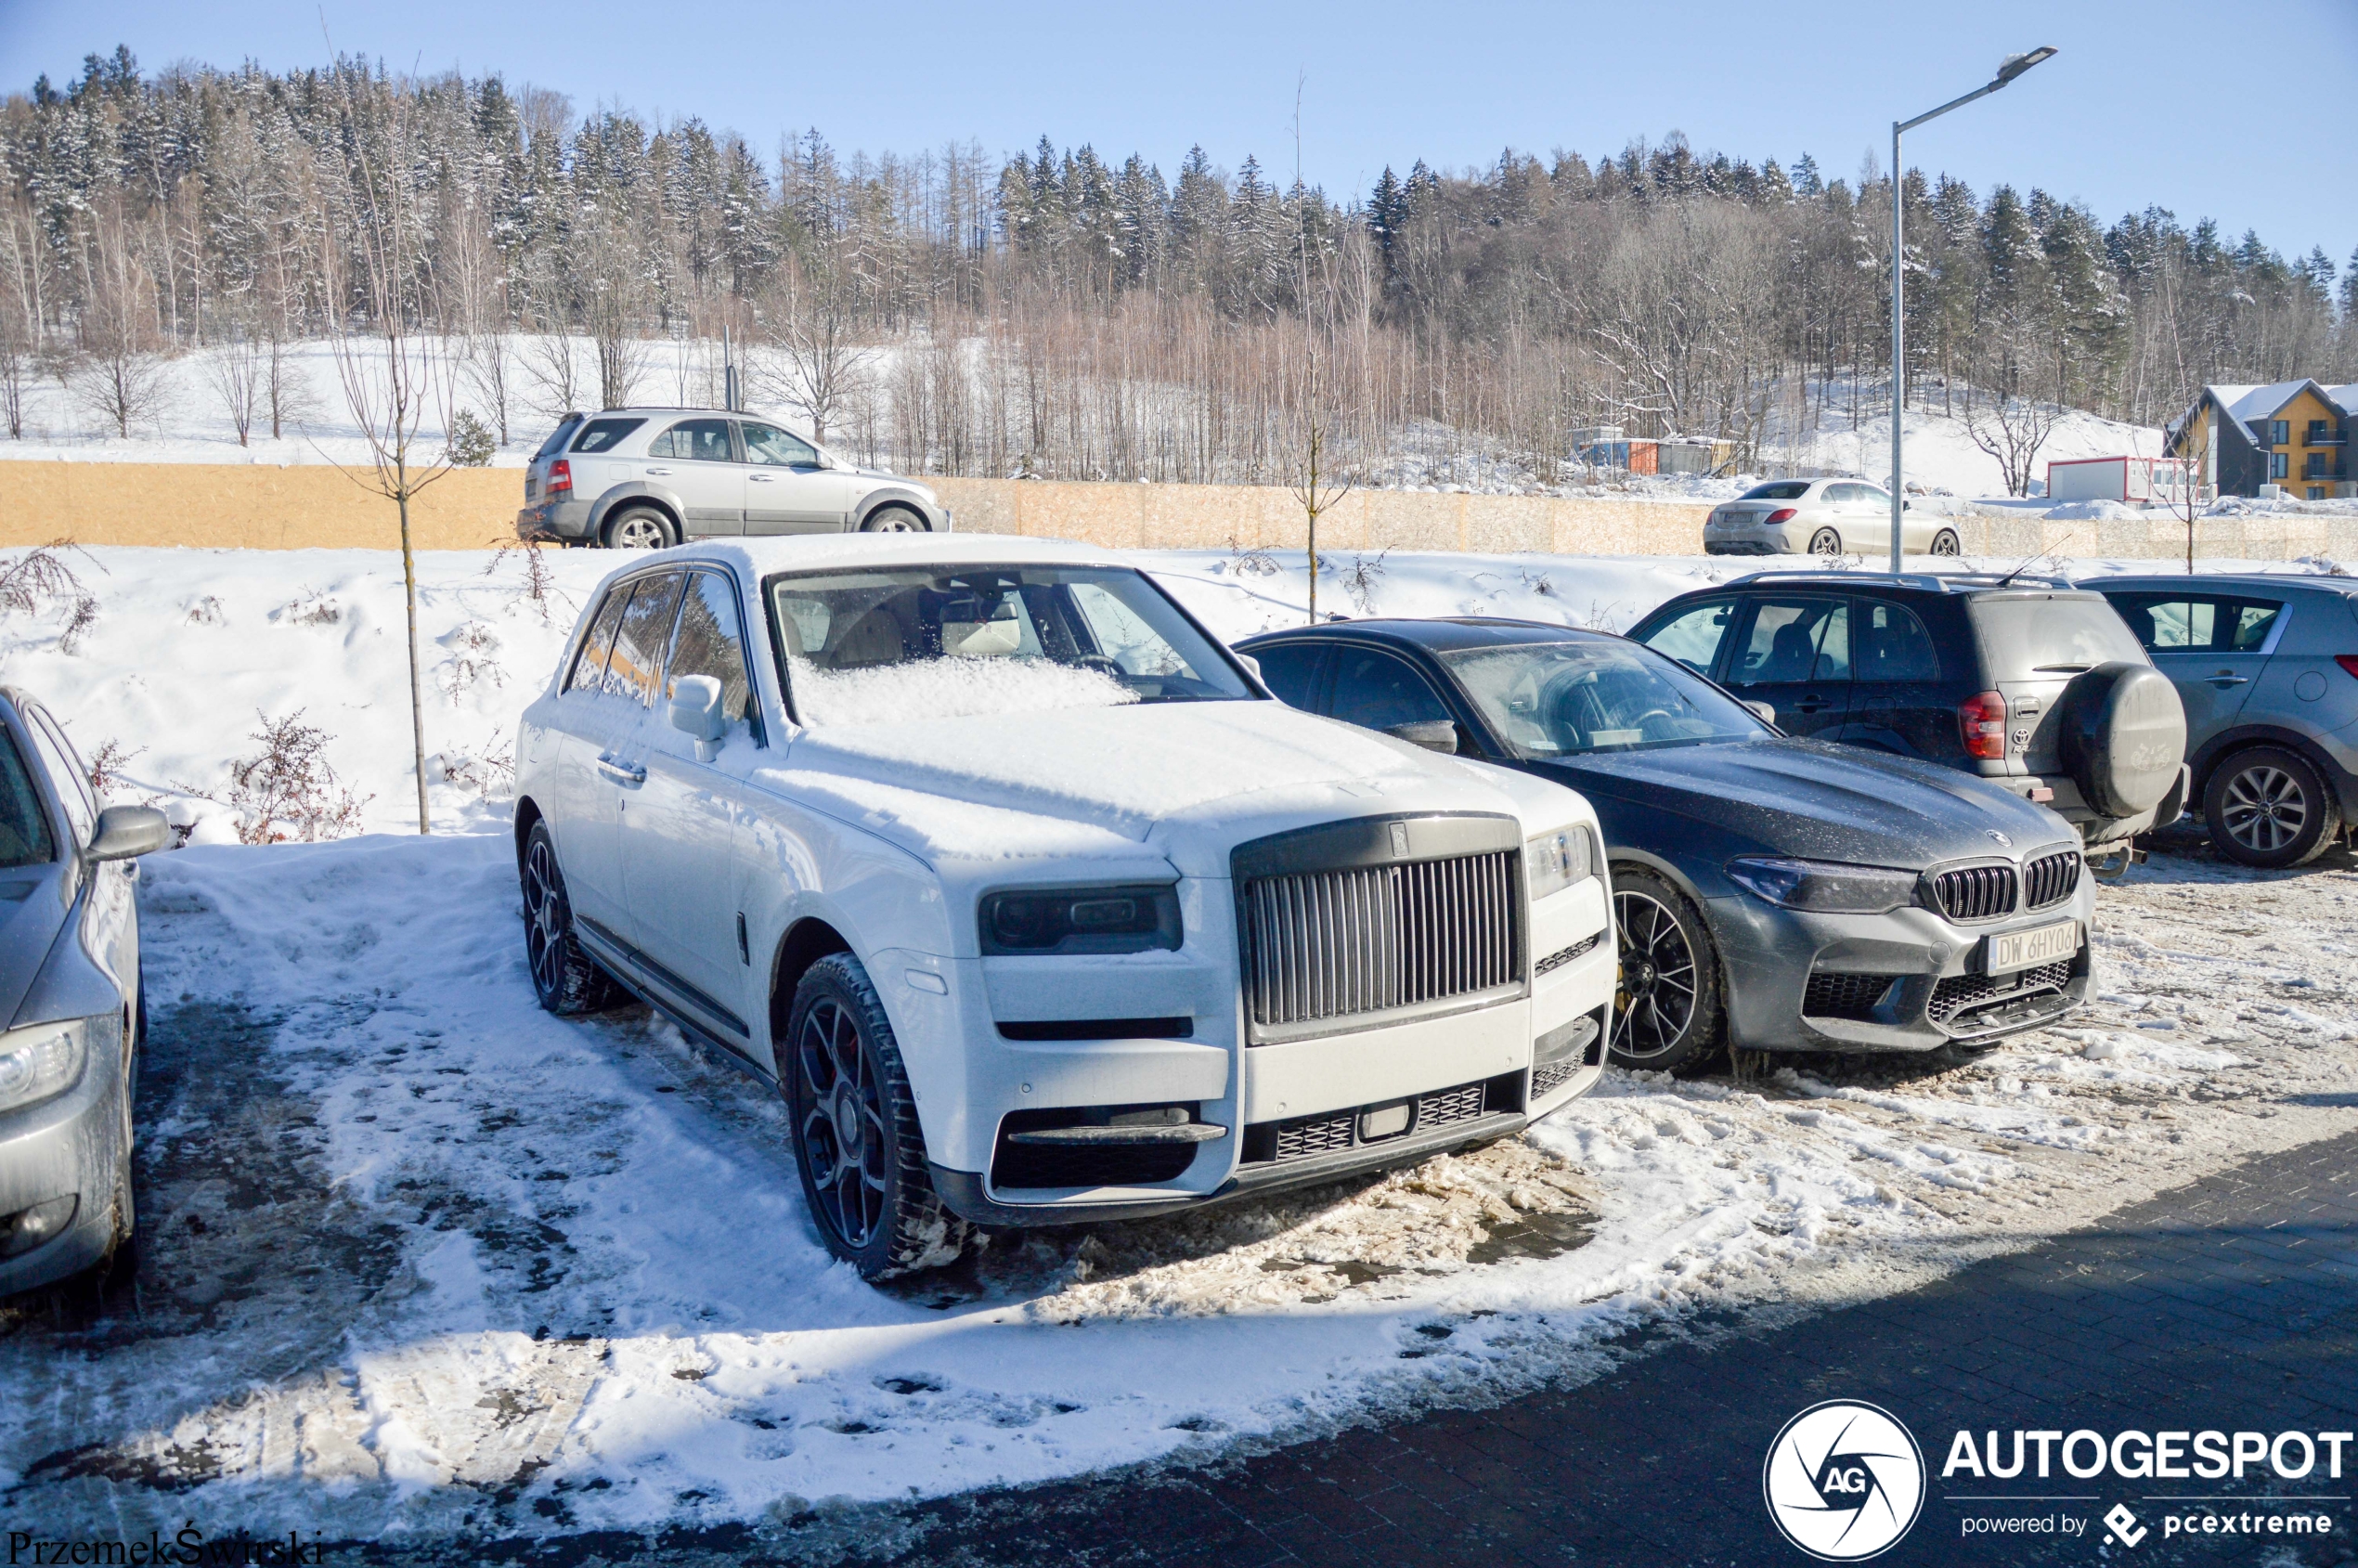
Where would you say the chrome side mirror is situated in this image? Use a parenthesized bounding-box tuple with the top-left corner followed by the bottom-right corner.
(668, 675, 727, 761)
(87, 805, 170, 862)
(1385, 719, 1459, 755)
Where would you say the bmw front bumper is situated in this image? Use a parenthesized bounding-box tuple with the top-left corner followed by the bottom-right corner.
(1706, 882, 2095, 1054)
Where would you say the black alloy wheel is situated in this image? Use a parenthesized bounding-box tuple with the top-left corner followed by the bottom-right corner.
(2205, 747, 2339, 868)
(783, 953, 967, 1279)
(1609, 868, 1726, 1074)
(521, 823, 622, 1013)
(1808, 527, 1845, 556)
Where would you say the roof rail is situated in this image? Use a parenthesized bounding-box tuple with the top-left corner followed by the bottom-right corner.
(1719, 569, 2077, 592)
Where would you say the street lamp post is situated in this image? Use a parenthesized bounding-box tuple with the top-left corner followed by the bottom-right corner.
(1887, 45, 2056, 574)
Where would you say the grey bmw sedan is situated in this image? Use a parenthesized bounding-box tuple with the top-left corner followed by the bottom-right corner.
(1238, 619, 2095, 1073)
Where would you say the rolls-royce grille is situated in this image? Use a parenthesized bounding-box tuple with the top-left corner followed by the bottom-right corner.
(1803, 972, 1896, 1021)
(1241, 850, 1520, 1030)
(2023, 849, 2080, 911)
(1934, 863, 2018, 923)
(1255, 1078, 1507, 1165)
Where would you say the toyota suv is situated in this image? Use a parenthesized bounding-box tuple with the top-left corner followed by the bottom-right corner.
(517, 408, 951, 549)
(1626, 572, 2189, 864)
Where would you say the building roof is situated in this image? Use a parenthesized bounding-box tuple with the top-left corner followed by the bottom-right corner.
(2204, 380, 2350, 424)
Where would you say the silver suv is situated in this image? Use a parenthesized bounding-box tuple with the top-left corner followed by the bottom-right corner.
(517, 408, 951, 549)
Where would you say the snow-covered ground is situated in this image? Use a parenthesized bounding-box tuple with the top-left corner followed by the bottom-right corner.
(0, 541, 2354, 1549)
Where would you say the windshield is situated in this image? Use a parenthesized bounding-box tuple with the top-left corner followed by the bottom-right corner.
(1440, 640, 1766, 758)
(1740, 481, 1811, 501)
(768, 564, 1253, 726)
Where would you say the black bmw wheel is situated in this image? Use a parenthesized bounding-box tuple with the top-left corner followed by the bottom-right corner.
(783, 953, 968, 1279)
(521, 822, 622, 1013)
(1609, 868, 1725, 1074)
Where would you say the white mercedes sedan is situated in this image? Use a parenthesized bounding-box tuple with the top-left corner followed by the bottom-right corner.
(514, 538, 1615, 1278)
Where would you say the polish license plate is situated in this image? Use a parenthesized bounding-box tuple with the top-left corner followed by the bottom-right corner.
(1985, 918, 2079, 975)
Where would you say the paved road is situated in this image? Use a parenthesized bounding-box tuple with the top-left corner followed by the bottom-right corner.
(851, 1127, 2358, 1568)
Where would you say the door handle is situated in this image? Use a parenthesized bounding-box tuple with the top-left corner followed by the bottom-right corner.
(596, 754, 646, 787)
(2206, 673, 2249, 686)
(749, 473, 775, 483)
(643, 466, 671, 476)
(1792, 697, 1831, 713)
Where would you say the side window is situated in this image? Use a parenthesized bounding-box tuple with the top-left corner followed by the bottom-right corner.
(1808, 602, 1851, 680)
(564, 589, 633, 694)
(2109, 595, 2217, 652)
(647, 419, 735, 462)
(2226, 600, 2283, 652)
(1328, 647, 1451, 732)
(1637, 599, 1736, 677)
(740, 421, 820, 468)
(667, 571, 758, 733)
(1248, 642, 1325, 708)
(1730, 598, 1845, 687)
(569, 417, 646, 454)
(608, 572, 688, 706)
(22, 710, 93, 845)
(1854, 600, 1941, 682)
(0, 728, 58, 867)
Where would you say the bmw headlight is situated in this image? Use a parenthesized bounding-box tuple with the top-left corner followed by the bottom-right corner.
(1525, 825, 1598, 901)
(1726, 856, 1918, 914)
(0, 1021, 86, 1116)
(980, 885, 1183, 955)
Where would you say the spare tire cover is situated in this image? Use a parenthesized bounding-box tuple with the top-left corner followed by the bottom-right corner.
(2056, 663, 2187, 819)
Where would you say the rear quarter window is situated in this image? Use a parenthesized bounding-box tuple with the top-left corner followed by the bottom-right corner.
(570, 417, 647, 455)
(1969, 594, 2146, 676)
(534, 415, 584, 460)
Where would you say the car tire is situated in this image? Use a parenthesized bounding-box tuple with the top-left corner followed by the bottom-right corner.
(860, 505, 928, 534)
(1930, 528, 1962, 556)
(782, 953, 969, 1280)
(2204, 746, 2339, 868)
(1608, 868, 1726, 1074)
(1807, 527, 1844, 556)
(601, 507, 677, 551)
(521, 822, 624, 1014)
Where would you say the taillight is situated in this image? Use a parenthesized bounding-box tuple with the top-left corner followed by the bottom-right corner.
(1958, 691, 2008, 760)
(1765, 507, 1797, 525)
(2337, 654, 2358, 680)
(547, 459, 573, 496)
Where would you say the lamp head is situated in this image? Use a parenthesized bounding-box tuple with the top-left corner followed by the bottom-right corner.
(1995, 45, 2058, 85)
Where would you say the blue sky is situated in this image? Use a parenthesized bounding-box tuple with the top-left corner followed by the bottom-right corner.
(3, 0, 2352, 272)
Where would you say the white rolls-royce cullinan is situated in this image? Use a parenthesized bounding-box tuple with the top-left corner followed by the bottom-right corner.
(513, 537, 1616, 1278)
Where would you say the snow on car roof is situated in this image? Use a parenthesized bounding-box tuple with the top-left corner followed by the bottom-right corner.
(664, 533, 1134, 580)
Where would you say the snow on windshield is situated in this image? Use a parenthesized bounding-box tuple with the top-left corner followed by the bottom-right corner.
(786, 653, 1139, 727)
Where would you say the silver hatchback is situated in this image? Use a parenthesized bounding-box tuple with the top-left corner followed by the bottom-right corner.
(517, 408, 952, 550)
(1705, 478, 1962, 558)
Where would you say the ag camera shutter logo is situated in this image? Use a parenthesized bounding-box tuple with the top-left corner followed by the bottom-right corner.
(1763, 1400, 1926, 1561)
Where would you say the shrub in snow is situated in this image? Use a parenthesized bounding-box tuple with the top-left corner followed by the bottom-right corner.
(0, 543, 101, 655)
(443, 408, 497, 467)
(274, 589, 341, 627)
(201, 710, 371, 845)
(437, 620, 505, 698)
(184, 595, 226, 626)
(786, 655, 1137, 727)
(483, 538, 569, 622)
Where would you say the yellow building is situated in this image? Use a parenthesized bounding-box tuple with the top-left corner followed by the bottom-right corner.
(2167, 380, 2354, 500)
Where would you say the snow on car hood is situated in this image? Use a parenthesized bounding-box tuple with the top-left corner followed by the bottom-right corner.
(760, 699, 1549, 877)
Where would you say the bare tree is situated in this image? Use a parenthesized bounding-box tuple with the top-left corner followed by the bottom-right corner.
(1958, 334, 2061, 499)
(317, 67, 455, 836)
(71, 200, 169, 438)
(200, 318, 264, 447)
(760, 249, 875, 443)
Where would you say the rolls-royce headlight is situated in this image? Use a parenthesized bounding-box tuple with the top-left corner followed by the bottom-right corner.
(1726, 856, 1918, 914)
(980, 885, 1183, 955)
(1524, 825, 1597, 901)
(0, 1022, 85, 1116)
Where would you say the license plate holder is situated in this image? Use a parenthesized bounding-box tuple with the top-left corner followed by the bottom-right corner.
(1983, 918, 2079, 976)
